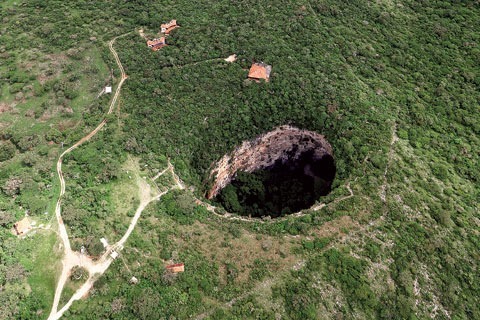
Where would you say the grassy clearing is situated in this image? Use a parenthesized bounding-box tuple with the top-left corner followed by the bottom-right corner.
(173, 221, 300, 286)
(0, 16, 123, 317)
(16, 232, 62, 316)
(70, 46, 111, 113)
(106, 157, 142, 242)
(61, 155, 160, 250)
(59, 272, 87, 309)
(64, 199, 305, 318)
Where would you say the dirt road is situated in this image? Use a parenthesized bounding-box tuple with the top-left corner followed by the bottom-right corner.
(52, 171, 175, 320)
(48, 33, 130, 320)
(48, 32, 185, 320)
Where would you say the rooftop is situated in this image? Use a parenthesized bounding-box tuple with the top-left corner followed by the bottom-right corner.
(147, 37, 167, 51)
(161, 20, 179, 34)
(14, 217, 31, 235)
(166, 263, 185, 273)
(248, 62, 272, 82)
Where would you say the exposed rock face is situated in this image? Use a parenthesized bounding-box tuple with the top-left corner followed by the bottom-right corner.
(206, 125, 333, 199)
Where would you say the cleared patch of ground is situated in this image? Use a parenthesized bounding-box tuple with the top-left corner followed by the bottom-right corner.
(174, 221, 300, 286)
(15, 232, 63, 316)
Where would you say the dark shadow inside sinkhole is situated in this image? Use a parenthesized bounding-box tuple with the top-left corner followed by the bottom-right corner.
(215, 150, 336, 218)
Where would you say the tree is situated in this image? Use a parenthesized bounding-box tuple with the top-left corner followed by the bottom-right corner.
(2, 177, 22, 196)
(70, 266, 88, 281)
(0, 140, 16, 162)
(0, 211, 15, 227)
(133, 288, 161, 320)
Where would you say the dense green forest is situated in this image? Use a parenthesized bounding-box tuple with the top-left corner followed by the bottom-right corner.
(0, 0, 479, 319)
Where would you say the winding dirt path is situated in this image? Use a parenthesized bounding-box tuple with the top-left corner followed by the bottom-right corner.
(48, 31, 230, 320)
(48, 33, 130, 320)
(192, 178, 355, 224)
(52, 172, 175, 320)
(379, 122, 398, 203)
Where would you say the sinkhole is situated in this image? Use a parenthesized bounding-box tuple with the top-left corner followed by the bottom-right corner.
(206, 126, 336, 218)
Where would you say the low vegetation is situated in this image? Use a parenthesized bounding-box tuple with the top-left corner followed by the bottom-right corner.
(0, 0, 478, 319)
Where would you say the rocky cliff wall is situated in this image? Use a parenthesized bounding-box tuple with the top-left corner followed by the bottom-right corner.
(206, 125, 333, 199)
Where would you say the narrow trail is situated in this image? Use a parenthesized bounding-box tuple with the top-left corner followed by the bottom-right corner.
(379, 122, 398, 204)
(173, 57, 226, 69)
(48, 33, 131, 320)
(192, 179, 355, 224)
(168, 160, 186, 190)
(53, 172, 177, 320)
(47, 31, 230, 319)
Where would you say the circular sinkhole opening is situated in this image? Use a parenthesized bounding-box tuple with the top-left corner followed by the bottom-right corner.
(206, 126, 336, 218)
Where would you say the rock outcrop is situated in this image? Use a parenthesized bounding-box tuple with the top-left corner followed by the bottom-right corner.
(206, 125, 333, 199)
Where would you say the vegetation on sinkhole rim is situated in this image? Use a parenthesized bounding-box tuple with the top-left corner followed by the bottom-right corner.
(0, 0, 478, 319)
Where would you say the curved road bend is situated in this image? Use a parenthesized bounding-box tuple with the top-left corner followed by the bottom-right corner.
(48, 33, 129, 320)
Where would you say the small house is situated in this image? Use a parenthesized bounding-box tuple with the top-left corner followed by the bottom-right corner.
(166, 263, 184, 273)
(100, 238, 108, 248)
(248, 62, 272, 82)
(147, 37, 167, 51)
(129, 276, 139, 285)
(105, 86, 112, 94)
(225, 54, 237, 63)
(14, 217, 31, 236)
(161, 20, 179, 35)
(110, 251, 119, 259)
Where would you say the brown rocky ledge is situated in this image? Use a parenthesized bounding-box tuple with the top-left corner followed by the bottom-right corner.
(206, 125, 333, 199)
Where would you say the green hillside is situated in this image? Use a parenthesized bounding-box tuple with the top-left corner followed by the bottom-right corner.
(0, 1, 478, 319)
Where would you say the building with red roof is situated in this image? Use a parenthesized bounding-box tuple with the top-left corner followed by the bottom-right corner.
(147, 37, 167, 51)
(248, 62, 272, 82)
(161, 20, 179, 35)
(166, 263, 185, 273)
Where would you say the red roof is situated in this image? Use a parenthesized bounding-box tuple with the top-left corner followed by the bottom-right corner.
(161, 20, 179, 34)
(248, 63, 272, 82)
(166, 263, 184, 268)
(166, 263, 185, 273)
(147, 37, 167, 51)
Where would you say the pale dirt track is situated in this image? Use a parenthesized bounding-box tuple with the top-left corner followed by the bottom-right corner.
(48, 33, 137, 320)
(46, 29, 363, 320)
(47, 33, 181, 320)
(48, 31, 182, 313)
(47, 31, 235, 319)
(51, 174, 174, 320)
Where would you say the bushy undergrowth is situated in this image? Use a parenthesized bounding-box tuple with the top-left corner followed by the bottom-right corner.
(0, 0, 478, 319)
